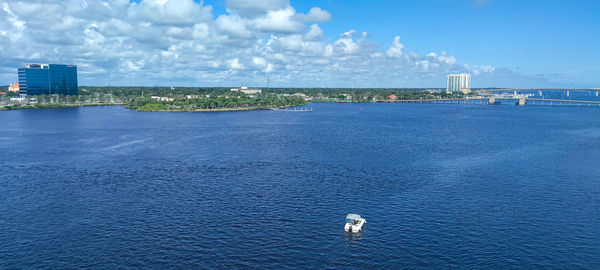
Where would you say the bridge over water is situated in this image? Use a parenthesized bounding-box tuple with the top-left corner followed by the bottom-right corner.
(376, 96, 600, 107)
(482, 88, 600, 97)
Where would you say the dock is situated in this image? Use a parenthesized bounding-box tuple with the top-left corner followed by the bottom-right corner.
(272, 107, 313, 112)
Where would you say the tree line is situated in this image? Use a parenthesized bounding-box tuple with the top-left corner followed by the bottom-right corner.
(126, 93, 308, 111)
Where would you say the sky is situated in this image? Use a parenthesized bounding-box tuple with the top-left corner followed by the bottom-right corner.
(0, 0, 598, 88)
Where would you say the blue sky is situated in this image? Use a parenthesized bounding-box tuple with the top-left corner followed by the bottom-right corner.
(1, 0, 598, 87)
(275, 0, 600, 83)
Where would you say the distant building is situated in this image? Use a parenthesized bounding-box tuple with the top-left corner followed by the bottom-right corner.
(150, 96, 174, 102)
(8, 81, 19, 92)
(10, 97, 27, 103)
(18, 64, 78, 96)
(231, 86, 262, 94)
(389, 94, 398, 100)
(293, 93, 311, 100)
(446, 73, 471, 93)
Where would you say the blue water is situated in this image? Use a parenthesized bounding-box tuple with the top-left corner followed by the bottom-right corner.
(1, 103, 599, 269)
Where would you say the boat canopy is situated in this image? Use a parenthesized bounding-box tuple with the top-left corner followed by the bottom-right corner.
(346, 214, 361, 222)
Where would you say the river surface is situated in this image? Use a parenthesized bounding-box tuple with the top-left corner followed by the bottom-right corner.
(1, 103, 599, 269)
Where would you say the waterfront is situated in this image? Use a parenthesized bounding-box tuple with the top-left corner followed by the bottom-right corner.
(1, 103, 599, 268)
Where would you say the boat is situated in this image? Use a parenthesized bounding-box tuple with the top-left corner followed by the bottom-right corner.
(344, 214, 366, 233)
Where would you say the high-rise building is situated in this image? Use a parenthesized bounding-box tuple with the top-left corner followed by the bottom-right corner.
(18, 64, 78, 96)
(446, 73, 471, 93)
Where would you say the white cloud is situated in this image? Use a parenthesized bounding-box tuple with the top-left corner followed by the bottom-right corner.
(226, 0, 289, 17)
(0, 3, 26, 42)
(296, 7, 331, 23)
(224, 0, 330, 34)
(251, 7, 304, 33)
(134, 0, 213, 26)
(304, 24, 324, 41)
(438, 51, 457, 65)
(386, 36, 405, 58)
(417, 60, 430, 70)
(119, 60, 144, 72)
(265, 63, 274, 73)
(465, 64, 495, 75)
(252, 56, 266, 67)
(332, 30, 367, 55)
(102, 19, 134, 37)
(191, 23, 210, 39)
(216, 14, 253, 38)
(227, 58, 244, 69)
(0, 0, 549, 88)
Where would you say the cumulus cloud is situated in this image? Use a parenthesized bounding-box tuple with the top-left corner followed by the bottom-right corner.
(386, 36, 405, 58)
(0, 3, 25, 42)
(437, 51, 457, 65)
(304, 24, 324, 41)
(251, 7, 304, 33)
(226, 0, 290, 17)
(133, 0, 213, 26)
(227, 58, 244, 70)
(296, 7, 331, 23)
(216, 14, 253, 38)
(0, 0, 517, 87)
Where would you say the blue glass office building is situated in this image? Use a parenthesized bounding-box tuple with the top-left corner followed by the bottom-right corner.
(18, 64, 78, 96)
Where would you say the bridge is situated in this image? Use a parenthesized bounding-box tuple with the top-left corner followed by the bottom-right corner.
(376, 96, 600, 106)
(481, 88, 600, 97)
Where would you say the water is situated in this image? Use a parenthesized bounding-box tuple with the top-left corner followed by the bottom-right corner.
(1, 103, 599, 269)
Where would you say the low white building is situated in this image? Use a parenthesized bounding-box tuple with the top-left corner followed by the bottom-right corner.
(150, 96, 174, 102)
(231, 86, 262, 94)
(10, 97, 27, 103)
(293, 93, 311, 100)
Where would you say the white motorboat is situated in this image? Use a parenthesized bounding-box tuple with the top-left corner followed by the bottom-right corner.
(344, 214, 366, 233)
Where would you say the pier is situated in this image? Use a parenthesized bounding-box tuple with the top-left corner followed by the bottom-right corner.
(272, 107, 313, 112)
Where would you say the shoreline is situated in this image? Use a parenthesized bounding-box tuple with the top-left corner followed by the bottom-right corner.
(0, 103, 309, 112)
(0, 103, 125, 110)
(130, 104, 308, 113)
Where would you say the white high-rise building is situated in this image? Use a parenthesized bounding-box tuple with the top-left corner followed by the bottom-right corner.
(446, 73, 471, 93)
